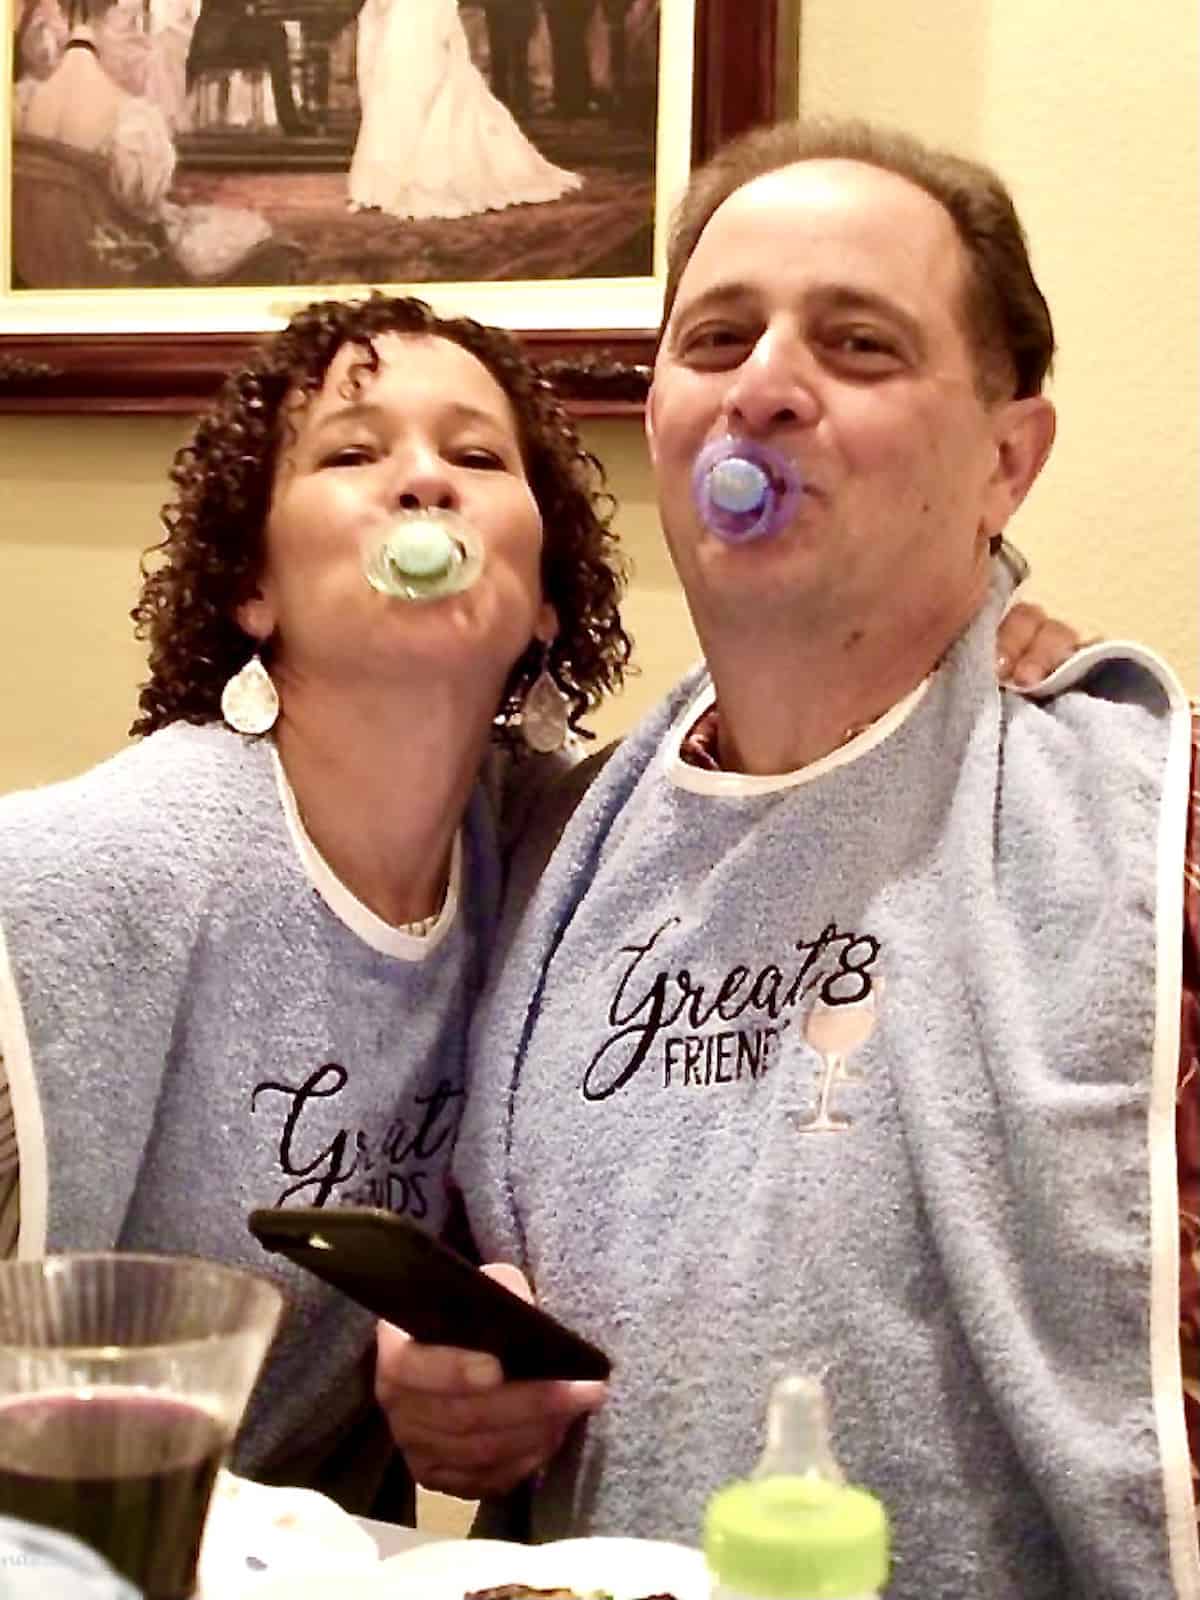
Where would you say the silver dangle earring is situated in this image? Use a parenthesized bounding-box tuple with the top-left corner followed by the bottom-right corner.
(521, 645, 570, 753)
(221, 653, 279, 735)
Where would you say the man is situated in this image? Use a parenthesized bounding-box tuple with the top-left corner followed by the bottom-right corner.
(541, 0, 592, 116)
(477, 0, 538, 120)
(185, 0, 307, 135)
(377, 120, 1197, 1596)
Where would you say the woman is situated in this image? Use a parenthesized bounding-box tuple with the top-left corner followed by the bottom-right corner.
(14, 0, 274, 282)
(0, 293, 628, 1508)
(348, 0, 581, 220)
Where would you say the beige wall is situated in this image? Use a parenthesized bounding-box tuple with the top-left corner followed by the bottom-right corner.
(800, 0, 1200, 693)
(2, 0, 1196, 795)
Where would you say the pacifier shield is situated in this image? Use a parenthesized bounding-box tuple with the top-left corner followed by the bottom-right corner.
(692, 438, 804, 545)
(362, 508, 484, 602)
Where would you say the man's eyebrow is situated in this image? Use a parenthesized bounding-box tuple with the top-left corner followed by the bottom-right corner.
(669, 283, 759, 328)
(813, 284, 924, 340)
(669, 280, 926, 348)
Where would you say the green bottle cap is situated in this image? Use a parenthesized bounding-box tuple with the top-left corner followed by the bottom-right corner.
(705, 1473, 888, 1598)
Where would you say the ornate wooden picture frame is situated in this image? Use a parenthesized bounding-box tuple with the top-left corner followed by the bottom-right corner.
(0, 0, 798, 414)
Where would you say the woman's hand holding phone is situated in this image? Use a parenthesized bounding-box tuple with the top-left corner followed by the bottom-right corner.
(374, 1263, 609, 1498)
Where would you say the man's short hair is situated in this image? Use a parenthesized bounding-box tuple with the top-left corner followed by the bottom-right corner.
(662, 117, 1055, 403)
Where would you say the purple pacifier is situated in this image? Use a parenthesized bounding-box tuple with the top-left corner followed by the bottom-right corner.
(691, 437, 804, 544)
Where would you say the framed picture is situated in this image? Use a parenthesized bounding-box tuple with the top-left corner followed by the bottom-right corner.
(0, 0, 798, 414)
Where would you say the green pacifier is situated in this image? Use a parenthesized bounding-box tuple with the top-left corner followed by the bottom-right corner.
(363, 509, 484, 601)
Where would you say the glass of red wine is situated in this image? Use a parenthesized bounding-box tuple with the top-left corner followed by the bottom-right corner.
(0, 1253, 283, 1600)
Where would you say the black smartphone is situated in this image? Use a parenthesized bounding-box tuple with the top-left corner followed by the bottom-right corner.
(247, 1205, 611, 1382)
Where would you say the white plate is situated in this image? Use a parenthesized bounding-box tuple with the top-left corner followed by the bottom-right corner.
(374, 1534, 711, 1600)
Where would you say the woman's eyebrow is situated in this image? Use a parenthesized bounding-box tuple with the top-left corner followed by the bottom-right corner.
(306, 399, 385, 438)
(440, 401, 513, 434)
(308, 399, 511, 438)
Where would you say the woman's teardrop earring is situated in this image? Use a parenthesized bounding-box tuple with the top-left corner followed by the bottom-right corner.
(221, 653, 279, 735)
(520, 646, 571, 753)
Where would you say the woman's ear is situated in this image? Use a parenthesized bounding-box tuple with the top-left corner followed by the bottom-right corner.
(234, 589, 275, 643)
(533, 602, 559, 646)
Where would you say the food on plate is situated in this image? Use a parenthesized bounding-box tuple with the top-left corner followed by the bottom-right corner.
(465, 1588, 677, 1600)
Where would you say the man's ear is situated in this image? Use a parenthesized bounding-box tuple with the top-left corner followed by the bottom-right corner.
(644, 379, 659, 467)
(984, 395, 1056, 539)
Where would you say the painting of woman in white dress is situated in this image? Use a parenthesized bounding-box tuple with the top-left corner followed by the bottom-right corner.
(8, 0, 661, 291)
(348, 0, 582, 220)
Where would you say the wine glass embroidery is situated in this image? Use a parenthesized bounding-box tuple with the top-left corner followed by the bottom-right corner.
(791, 988, 880, 1133)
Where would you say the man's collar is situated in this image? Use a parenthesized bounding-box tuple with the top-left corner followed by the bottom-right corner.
(680, 702, 878, 773)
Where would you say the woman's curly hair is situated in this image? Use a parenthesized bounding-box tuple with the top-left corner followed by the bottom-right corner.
(131, 294, 632, 740)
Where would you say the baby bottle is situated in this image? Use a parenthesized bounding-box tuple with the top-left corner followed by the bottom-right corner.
(704, 1374, 889, 1600)
(362, 508, 483, 602)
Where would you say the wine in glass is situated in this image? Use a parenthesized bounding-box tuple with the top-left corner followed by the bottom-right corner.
(0, 1253, 282, 1600)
